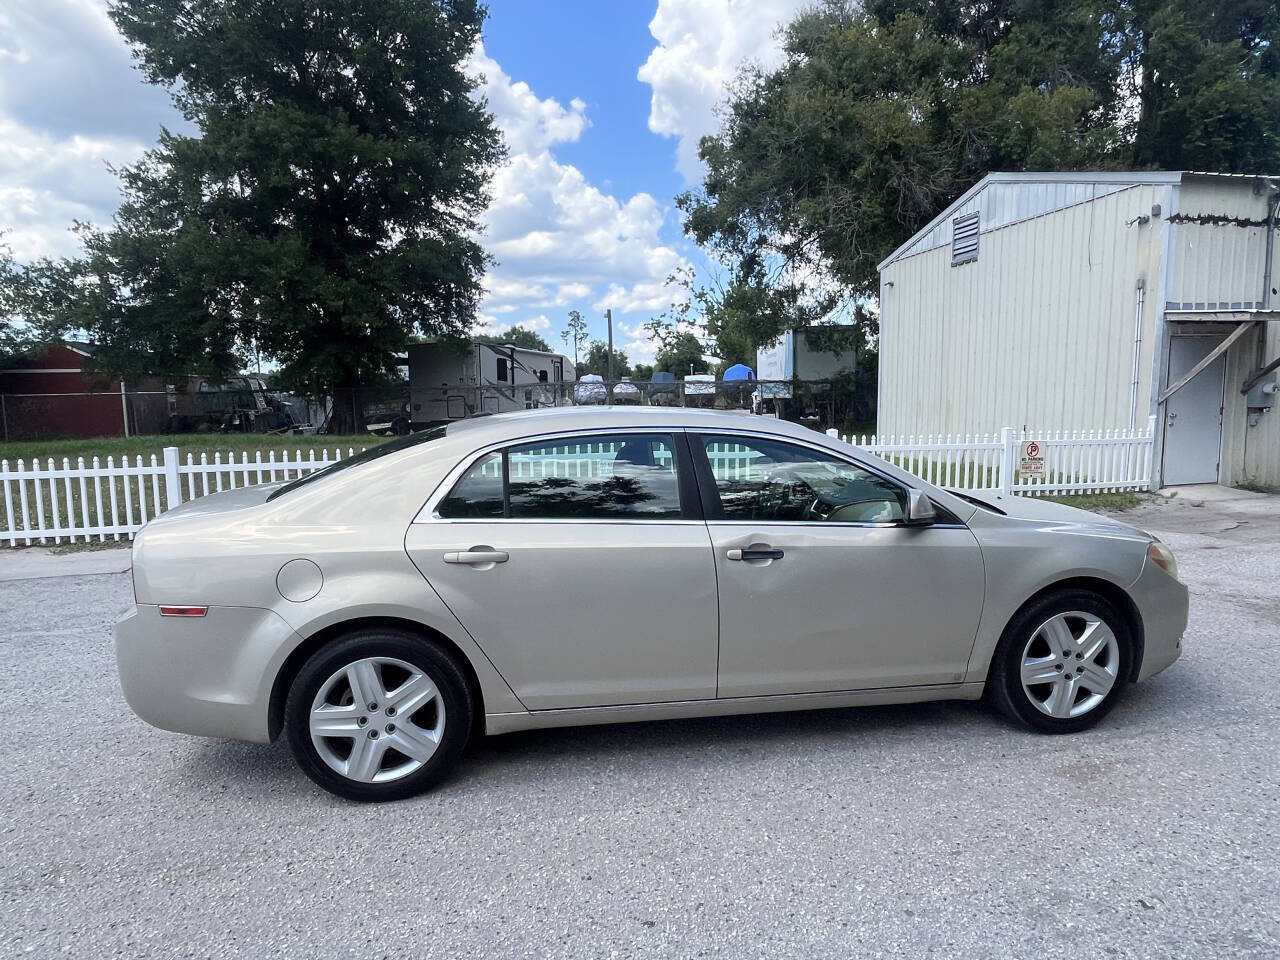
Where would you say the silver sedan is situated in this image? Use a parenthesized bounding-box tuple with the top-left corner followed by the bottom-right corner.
(116, 408, 1187, 801)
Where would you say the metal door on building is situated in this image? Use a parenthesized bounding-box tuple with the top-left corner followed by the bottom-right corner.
(1162, 335, 1227, 485)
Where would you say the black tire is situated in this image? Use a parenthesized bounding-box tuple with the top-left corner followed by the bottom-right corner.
(987, 589, 1132, 734)
(285, 628, 473, 801)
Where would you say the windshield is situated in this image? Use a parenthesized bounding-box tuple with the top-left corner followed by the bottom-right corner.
(266, 425, 448, 501)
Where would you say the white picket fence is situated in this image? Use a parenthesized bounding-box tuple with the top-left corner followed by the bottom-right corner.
(0, 448, 361, 546)
(1, 419, 1157, 546)
(832, 417, 1157, 496)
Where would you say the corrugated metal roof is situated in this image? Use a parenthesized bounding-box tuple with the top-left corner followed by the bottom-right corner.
(878, 170, 1280, 271)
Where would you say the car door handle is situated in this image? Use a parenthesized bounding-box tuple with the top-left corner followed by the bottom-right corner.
(442, 550, 509, 565)
(726, 547, 784, 561)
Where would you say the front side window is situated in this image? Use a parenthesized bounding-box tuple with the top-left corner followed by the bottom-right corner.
(436, 434, 684, 520)
(699, 434, 907, 523)
(496, 357, 509, 382)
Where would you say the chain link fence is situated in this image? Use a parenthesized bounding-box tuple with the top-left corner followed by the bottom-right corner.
(330, 377, 874, 436)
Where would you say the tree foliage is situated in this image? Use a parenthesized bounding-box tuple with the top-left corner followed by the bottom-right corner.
(654, 332, 710, 376)
(559, 309, 590, 366)
(0, 236, 72, 360)
(682, 0, 1280, 354)
(474, 325, 553, 352)
(0, 239, 24, 359)
(577, 341, 631, 379)
(63, 0, 501, 397)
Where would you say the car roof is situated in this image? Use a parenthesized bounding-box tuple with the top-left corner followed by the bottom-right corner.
(443, 406, 825, 443)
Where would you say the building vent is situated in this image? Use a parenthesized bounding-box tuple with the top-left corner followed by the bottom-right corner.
(951, 212, 980, 266)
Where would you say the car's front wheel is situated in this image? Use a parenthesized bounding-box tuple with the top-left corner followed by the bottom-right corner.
(285, 629, 473, 801)
(988, 589, 1133, 733)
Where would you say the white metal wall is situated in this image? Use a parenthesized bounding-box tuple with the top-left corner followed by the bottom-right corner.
(879, 183, 1166, 436)
(1166, 179, 1279, 310)
(1167, 178, 1280, 488)
(1221, 321, 1280, 488)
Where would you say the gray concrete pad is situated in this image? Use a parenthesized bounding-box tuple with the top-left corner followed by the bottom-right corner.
(2, 494, 1278, 958)
(0, 544, 132, 582)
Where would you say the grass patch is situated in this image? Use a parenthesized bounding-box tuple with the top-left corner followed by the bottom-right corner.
(1038, 491, 1144, 512)
(0, 433, 382, 466)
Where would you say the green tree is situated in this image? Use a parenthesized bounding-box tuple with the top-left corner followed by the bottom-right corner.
(0, 236, 73, 360)
(578, 340, 631, 379)
(1125, 0, 1280, 169)
(655, 332, 710, 376)
(66, 0, 502, 416)
(474, 325, 553, 352)
(682, 0, 1280, 349)
(0, 239, 24, 359)
(560, 309, 589, 366)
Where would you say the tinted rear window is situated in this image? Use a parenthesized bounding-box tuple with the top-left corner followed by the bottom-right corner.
(508, 435, 682, 519)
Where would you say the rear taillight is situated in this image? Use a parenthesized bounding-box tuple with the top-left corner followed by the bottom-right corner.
(159, 606, 208, 617)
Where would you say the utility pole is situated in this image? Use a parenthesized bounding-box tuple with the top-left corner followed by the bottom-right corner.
(606, 307, 614, 402)
(606, 308, 614, 383)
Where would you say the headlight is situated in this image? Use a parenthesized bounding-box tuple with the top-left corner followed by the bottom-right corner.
(1146, 540, 1179, 581)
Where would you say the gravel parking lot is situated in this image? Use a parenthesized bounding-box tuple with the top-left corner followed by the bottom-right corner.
(3, 489, 1278, 959)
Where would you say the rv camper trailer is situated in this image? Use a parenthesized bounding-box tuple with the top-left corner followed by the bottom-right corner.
(407, 340, 576, 426)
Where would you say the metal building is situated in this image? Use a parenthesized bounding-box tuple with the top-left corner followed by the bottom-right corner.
(877, 171, 1280, 488)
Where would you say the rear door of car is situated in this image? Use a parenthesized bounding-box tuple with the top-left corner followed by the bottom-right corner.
(691, 431, 985, 697)
(404, 429, 719, 710)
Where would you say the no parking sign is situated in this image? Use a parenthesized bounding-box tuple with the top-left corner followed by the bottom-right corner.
(1019, 440, 1045, 476)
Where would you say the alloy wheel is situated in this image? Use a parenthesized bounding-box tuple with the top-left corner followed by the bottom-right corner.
(1019, 611, 1120, 719)
(309, 656, 445, 783)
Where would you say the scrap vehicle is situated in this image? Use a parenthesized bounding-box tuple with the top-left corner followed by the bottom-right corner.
(168, 377, 306, 433)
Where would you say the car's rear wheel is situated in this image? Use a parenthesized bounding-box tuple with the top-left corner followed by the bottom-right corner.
(988, 589, 1132, 734)
(285, 629, 473, 801)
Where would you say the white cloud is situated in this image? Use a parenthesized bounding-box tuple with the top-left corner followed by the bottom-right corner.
(0, 0, 182, 259)
(639, 0, 807, 182)
(616, 319, 658, 366)
(0, 119, 145, 260)
(472, 48, 689, 345)
(594, 278, 676, 315)
(466, 43, 588, 155)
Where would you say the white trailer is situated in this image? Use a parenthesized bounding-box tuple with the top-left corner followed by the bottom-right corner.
(408, 340, 576, 426)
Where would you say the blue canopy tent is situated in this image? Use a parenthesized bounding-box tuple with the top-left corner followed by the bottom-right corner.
(721, 364, 756, 409)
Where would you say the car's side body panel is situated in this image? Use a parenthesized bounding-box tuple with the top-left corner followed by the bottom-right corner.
(115, 407, 1187, 748)
(484, 682, 988, 735)
(116, 602, 301, 743)
(959, 506, 1160, 684)
(406, 519, 720, 709)
(707, 522, 986, 695)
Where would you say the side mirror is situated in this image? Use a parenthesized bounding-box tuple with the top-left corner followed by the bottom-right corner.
(905, 488, 936, 526)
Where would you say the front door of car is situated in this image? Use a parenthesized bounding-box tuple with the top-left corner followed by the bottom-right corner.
(692, 433, 985, 697)
(404, 431, 718, 710)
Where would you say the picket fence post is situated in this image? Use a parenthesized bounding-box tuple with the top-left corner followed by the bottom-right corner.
(162, 446, 183, 512)
(999, 427, 1017, 496)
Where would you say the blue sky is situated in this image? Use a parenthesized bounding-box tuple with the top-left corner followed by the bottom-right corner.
(484, 1, 682, 205)
(0, 0, 807, 364)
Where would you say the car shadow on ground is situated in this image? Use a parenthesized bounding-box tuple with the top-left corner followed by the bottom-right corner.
(177, 679, 1194, 805)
